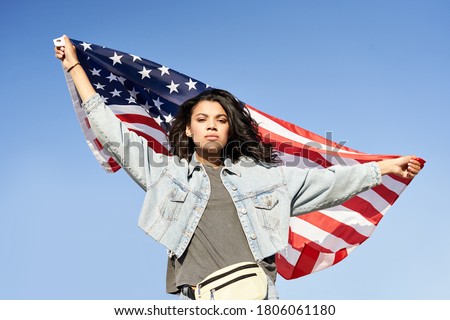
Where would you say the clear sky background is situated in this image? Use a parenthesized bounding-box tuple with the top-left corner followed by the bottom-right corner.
(1, 0, 449, 300)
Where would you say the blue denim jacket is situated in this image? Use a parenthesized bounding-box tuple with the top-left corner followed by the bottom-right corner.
(82, 94, 381, 261)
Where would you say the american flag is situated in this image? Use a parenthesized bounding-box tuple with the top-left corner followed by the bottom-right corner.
(62, 38, 416, 280)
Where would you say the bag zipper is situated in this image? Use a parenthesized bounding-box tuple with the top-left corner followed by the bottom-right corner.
(209, 273, 258, 300)
(198, 263, 259, 288)
(213, 272, 258, 292)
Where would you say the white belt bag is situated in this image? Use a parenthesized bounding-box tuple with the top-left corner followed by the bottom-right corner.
(195, 262, 268, 300)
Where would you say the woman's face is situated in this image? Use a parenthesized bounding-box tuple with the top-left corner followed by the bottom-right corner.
(186, 100, 230, 157)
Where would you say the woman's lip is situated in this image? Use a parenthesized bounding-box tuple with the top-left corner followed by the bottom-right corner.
(205, 135, 219, 140)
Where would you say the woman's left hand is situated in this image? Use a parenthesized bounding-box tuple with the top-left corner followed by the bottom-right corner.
(378, 155, 425, 179)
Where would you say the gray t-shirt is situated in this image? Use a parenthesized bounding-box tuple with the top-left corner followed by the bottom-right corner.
(166, 164, 276, 294)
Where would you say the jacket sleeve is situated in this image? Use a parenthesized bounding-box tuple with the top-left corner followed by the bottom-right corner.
(82, 93, 169, 191)
(283, 162, 382, 216)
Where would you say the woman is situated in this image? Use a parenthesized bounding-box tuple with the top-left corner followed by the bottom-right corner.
(55, 36, 423, 300)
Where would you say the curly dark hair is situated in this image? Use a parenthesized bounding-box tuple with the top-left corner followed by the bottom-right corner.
(169, 89, 279, 164)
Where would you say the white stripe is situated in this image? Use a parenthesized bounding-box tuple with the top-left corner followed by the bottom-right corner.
(278, 152, 324, 169)
(107, 103, 169, 147)
(312, 251, 337, 273)
(65, 72, 114, 172)
(320, 206, 376, 238)
(280, 244, 301, 267)
(357, 189, 391, 216)
(123, 122, 168, 144)
(330, 157, 361, 166)
(312, 246, 357, 273)
(249, 108, 359, 155)
(382, 175, 407, 194)
(278, 152, 361, 169)
(289, 217, 352, 251)
(108, 104, 151, 117)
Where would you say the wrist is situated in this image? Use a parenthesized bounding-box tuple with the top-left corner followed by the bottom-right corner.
(67, 62, 81, 73)
(377, 159, 395, 176)
(64, 59, 80, 70)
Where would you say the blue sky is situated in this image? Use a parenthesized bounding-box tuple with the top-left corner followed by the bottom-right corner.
(1, 0, 449, 300)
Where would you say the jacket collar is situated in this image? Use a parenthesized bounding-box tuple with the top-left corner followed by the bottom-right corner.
(187, 153, 202, 177)
(187, 152, 252, 177)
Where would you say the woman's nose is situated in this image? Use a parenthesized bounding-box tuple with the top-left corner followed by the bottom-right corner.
(207, 121, 217, 130)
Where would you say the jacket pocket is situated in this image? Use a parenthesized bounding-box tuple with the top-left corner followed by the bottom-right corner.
(252, 191, 280, 230)
(159, 185, 189, 221)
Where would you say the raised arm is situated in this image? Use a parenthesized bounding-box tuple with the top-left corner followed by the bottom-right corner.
(55, 35, 167, 190)
(54, 35, 96, 103)
(376, 155, 423, 179)
(285, 155, 423, 216)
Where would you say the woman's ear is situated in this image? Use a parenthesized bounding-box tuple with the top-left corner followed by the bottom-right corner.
(186, 126, 192, 137)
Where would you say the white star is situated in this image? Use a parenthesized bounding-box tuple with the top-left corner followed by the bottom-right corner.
(126, 96, 136, 104)
(117, 76, 126, 85)
(166, 80, 179, 94)
(106, 73, 118, 82)
(153, 97, 164, 109)
(185, 78, 197, 91)
(205, 84, 211, 89)
(165, 114, 174, 123)
(81, 42, 92, 51)
(138, 66, 152, 79)
(141, 101, 152, 111)
(90, 68, 101, 76)
(100, 95, 109, 103)
(94, 83, 105, 90)
(130, 54, 142, 62)
(154, 116, 163, 125)
(110, 89, 122, 97)
(109, 52, 123, 65)
(158, 66, 170, 76)
(128, 87, 139, 99)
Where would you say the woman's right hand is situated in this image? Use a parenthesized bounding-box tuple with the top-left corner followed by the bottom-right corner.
(54, 35, 79, 71)
(54, 34, 96, 102)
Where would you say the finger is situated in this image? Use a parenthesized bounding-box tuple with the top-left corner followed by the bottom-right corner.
(407, 164, 421, 175)
(408, 161, 421, 169)
(412, 157, 426, 168)
(63, 35, 73, 49)
(405, 170, 417, 179)
(54, 47, 65, 59)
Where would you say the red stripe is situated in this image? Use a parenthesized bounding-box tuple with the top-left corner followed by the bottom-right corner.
(259, 127, 334, 167)
(278, 229, 351, 279)
(247, 104, 361, 153)
(388, 173, 413, 185)
(291, 244, 321, 278)
(299, 211, 369, 246)
(288, 228, 334, 254)
(128, 129, 170, 155)
(261, 127, 406, 207)
(275, 254, 295, 279)
(259, 126, 400, 165)
(261, 125, 405, 208)
(342, 196, 384, 226)
(107, 157, 121, 172)
(115, 113, 166, 135)
(93, 138, 103, 151)
(332, 247, 348, 266)
(372, 183, 403, 205)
